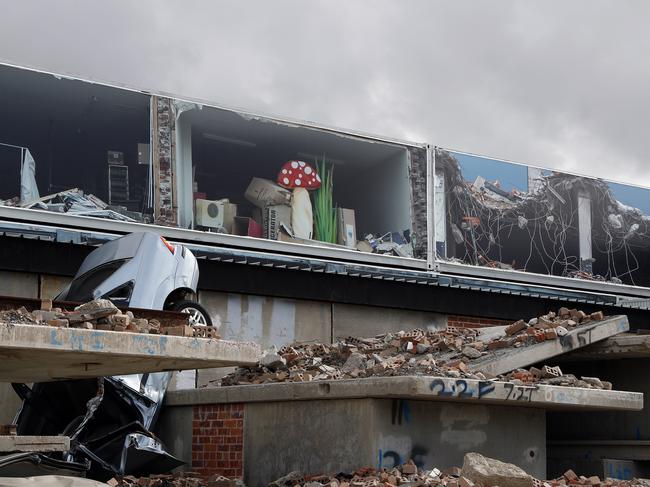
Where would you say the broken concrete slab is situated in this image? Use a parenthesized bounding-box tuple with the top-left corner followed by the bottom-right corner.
(559, 333, 650, 360)
(0, 323, 261, 382)
(469, 315, 629, 376)
(165, 375, 643, 411)
(0, 435, 69, 453)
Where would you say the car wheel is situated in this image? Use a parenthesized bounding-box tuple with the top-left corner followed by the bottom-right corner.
(168, 300, 213, 326)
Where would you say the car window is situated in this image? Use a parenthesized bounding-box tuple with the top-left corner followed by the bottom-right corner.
(66, 259, 129, 302)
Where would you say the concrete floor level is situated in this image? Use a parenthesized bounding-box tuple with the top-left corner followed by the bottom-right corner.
(158, 377, 642, 486)
(159, 398, 546, 487)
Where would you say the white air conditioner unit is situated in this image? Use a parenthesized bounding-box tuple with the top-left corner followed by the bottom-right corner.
(194, 199, 237, 232)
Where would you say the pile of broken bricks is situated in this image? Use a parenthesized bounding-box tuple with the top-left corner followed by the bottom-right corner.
(501, 365, 612, 390)
(110, 473, 239, 487)
(0, 298, 219, 339)
(107, 453, 649, 487)
(267, 452, 649, 487)
(218, 308, 612, 389)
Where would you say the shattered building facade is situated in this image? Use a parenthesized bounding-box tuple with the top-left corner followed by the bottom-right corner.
(4, 60, 650, 484)
(435, 149, 650, 289)
(1, 61, 649, 301)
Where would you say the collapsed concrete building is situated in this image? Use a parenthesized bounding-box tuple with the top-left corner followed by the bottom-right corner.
(1, 60, 650, 484)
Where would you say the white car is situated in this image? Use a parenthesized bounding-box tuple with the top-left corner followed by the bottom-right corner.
(7, 232, 213, 480)
(57, 231, 211, 325)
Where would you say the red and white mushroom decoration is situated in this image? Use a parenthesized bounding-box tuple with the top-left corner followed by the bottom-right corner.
(277, 160, 321, 190)
(277, 161, 321, 239)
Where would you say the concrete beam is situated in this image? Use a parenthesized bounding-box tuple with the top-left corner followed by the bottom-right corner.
(0, 323, 261, 382)
(469, 315, 629, 376)
(0, 435, 69, 453)
(559, 333, 650, 360)
(165, 375, 643, 411)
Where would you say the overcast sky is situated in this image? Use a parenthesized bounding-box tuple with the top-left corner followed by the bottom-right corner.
(1, 1, 649, 186)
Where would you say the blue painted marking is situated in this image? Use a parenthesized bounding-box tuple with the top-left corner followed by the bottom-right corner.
(131, 335, 161, 355)
(88, 331, 105, 351)
(378, 449, 382, 470)
(402, 401, 411, 424)
(69, 332, 85, 351)
(50, 329, 63, 346)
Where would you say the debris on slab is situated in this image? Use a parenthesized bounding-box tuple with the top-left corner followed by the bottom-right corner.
(267, 453, 649, 487)
(10, 188, 150, 222)
(0, 299, 220, 339)
(217, 309, 611, 390)
(112, 473, 241, 487)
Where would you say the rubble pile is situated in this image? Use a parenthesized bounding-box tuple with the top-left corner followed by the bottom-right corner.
(268, 453, 648, 487)
(112, 473, 240, 487)
(7, 188, 150, 222)
(501, 365, 612, 390)
(436, 148, 650, 285)
(0, 298, 219, 339)
(219, 308, 608, 388)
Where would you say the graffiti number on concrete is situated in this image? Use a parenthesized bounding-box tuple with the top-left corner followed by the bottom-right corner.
(380, 445, 429, 470)
(430, 379, 495, 399)
(576, 328, 593, 347)
(503, 383, 534, 401)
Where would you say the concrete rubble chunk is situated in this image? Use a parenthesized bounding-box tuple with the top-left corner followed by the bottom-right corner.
(74, 299, 120, 314)
(260, 346, 287, 370)
(462, 346, 482, 359)
(342, 352, 366, 374)
(461, 452, 534, 487)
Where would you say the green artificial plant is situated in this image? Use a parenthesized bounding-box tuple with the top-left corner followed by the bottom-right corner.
(313, 157, 337, 243)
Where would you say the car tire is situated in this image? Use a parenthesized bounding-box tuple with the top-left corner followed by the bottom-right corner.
(168, 300, 213, 326)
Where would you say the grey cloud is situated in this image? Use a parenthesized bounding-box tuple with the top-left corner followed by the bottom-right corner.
(1, 0, 649, 186)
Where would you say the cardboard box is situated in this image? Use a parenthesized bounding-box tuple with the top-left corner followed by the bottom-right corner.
(107, 150, 124, 165)
(264, 205, 292, 240)
(337, 208, 357, 248)
(195, 199, 237, 233)
(233, 217, 262, 238)
(245, 178, 291, 208)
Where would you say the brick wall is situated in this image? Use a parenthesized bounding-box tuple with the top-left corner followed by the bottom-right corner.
(192, 403, 244, 478)
(408, 146, 428, 260)
(447, 315, 510, 328)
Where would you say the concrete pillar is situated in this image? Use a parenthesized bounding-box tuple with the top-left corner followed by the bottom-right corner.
(434, 169, 447, 258)
(578, 193, 593, 273)
(39, 274, 72, 299)
(152, 96, 177, 225)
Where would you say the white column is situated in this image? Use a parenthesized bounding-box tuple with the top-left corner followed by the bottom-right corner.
(578, 192, 593, 273)
(434, 169, 447, 258)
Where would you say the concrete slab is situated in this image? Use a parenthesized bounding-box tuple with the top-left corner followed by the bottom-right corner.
(0, 323, 261, 382)
(0, 435, 69, 453)
(165, 376, 643, 411)
(469, 315, 629, 376)
(560, 333, 650, 360)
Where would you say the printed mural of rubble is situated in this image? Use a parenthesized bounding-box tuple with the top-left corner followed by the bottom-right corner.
(218, 308, 612, 390)
(435, 148, 650, 287)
